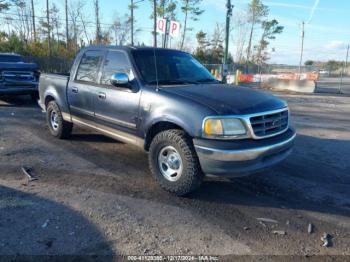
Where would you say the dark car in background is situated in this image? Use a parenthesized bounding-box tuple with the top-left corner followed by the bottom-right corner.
(0, 53, 40, 100)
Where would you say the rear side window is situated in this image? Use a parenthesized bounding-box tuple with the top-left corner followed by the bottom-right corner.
(100, 51, 133, 85)
(75, 50, 104, 83)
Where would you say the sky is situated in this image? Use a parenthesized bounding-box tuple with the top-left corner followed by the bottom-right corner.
(28, 0, 350, 65)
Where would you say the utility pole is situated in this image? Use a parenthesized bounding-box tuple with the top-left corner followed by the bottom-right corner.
(131, 0, 134, 46)
(163, 18, 170, 48)
(161, 0, 165, 47)
(94, 0, 101, 44)
(339, 44, 349, 94)
(46, 0, 51, 57)
(298, 21, 305, 77)
(30, 0, 36, 42)
(224, 0, 233, 65)
(153, 0, 157, 47)
(130, 0, 144, 46)
(65, 0, 69, 48)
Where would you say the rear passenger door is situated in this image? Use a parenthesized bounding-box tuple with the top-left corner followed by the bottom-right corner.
(68, 50, 104, 121)
(93, 50, 141, 135)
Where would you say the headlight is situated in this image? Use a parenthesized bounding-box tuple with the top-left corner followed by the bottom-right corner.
(203, 118, 247, 138)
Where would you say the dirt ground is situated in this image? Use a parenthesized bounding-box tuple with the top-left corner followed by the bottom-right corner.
(0, 92, 350, 260)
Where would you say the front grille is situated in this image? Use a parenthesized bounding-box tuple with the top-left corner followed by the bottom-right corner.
(2, 71, 35, 82)
(250, 109, 289, 138)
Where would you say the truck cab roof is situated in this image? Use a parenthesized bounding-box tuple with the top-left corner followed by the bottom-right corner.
(80, 45, 188, 54)
(0, 53, 24, 63)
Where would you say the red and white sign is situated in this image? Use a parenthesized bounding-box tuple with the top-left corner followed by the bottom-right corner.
(156, 18, 167, 34)
(169, 21, 180, 37)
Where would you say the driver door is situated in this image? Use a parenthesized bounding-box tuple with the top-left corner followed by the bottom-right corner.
(93, 50, 141, 135)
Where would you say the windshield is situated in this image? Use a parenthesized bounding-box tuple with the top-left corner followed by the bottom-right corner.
(0, 55, 24, 63)
(131, 49, 218, 85)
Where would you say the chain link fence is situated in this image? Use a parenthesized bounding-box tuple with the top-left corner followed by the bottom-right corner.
(23, 56, 73, 74)
(204, 63, 319, 75)
(204, 63, 350, 94)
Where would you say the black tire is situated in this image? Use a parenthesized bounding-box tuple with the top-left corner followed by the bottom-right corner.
(148, 129, 203, 196)
(46, 101, 72, 139)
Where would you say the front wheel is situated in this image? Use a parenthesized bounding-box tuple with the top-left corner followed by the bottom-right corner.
(148, 129, 203, 196)
(46, 101, 72, 139)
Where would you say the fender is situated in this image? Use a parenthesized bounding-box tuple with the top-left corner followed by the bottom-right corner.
(146, 115, 194, 137)
(43, 83, 72, 122)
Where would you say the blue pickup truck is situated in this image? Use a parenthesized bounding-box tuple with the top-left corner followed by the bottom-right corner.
(0, 53, 39, 99)
(38, 46, 296, 195)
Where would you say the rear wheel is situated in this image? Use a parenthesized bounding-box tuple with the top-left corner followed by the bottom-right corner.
(46, 101, 72, 139)
(149, 129, 203, 196)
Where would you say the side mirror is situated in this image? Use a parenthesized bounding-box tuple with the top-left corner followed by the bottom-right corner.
(110, 73, 129, 87)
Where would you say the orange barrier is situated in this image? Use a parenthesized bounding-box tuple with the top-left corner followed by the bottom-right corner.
(238, 72, 319, 83)
(239, 74, 254, 82)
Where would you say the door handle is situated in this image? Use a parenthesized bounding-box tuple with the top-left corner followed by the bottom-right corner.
(72, 87, 78, 93)
(98, 92, 106, 100)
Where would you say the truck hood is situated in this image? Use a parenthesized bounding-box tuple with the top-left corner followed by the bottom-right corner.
(160, 84, 287, 115)
(0, 62, 38, 71)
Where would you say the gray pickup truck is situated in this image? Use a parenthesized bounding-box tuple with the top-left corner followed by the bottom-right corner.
(39, 46, 296, 195)
(0, 53, 39, 99)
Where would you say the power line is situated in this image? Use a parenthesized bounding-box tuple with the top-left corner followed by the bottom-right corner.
(298, 21, 305, 75)
(0, 13, 153, 31)
(0, 11, 147, 28)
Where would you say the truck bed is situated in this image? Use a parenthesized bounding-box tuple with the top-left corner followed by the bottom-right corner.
(38, 73, 70, 113)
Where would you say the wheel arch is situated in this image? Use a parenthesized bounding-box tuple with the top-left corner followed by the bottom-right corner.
(44, 94, 56, 108)
(144, 120, 190, 151)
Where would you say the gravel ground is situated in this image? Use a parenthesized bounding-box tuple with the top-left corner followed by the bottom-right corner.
(0, 92, 350, 260)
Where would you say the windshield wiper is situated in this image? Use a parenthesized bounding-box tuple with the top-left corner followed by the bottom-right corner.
(147, 79, 199, 85)
(194, 78, 219, 83)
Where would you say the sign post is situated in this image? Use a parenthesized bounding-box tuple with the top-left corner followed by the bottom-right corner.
(156, 18, 167, 35)
(169, 21, 180, 38)
(156, 18, 180, 48)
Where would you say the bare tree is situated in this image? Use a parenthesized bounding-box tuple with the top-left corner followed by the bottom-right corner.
(180, 0, 204, 50)
(79, 10, 90, 45)
(211, 23, 224, 49)
(11, 0, 32, 42)
(232, 12, 248, 62)
(246, 0, 268, 61)
(69, 0, 84, 51)
(0, 0, 10, 11)
(50, 3, 62, 51)
(30, 0, 36, 41)
(4, 16, 13, 35)
(46, 0, 51, 56)
(209, 23, 225, 63)
(110, 14, 132, 46)
(65, 0, 69, 48)
(94, 0, 102, 44)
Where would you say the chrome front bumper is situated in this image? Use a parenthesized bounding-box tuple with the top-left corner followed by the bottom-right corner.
(194, 129, 296, 177)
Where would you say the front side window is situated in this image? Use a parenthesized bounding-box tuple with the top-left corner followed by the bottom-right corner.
(100, 51, 133, 85)
(75, 50, 104, 83)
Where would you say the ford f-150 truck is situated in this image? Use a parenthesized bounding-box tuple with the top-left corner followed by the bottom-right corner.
(38, 46, 296, 195)
(0, 53, 39, 99)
